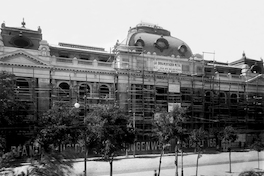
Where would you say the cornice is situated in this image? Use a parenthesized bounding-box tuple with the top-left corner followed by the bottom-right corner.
(0, 50, 48, 65)
(0, 62, 51, 69)
(51, 67, 116, 75)
(0, 62, 116, 75)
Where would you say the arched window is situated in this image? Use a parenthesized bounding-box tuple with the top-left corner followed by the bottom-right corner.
(250, 64, 261, 74)
(15, 78, 30, 99)
(58, 82, 70, 101)
(16, 78, 29, 91)
(219, 92, 226, 104)
(205, 91, 212, 102)
(99, 85, 109, 98)
(79, 83, 90, 98)
(230, 94, 238, 104)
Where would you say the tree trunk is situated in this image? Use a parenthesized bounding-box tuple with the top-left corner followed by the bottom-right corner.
(109, 159, 113, 176)
(195, 154, 199, 176)
(229, 150, 232, 173)
(181, 148, 184, 176)
(84, 148, 88, 176)
(175, 143, 178, 176)
(158, 147, 164, 176)
(258, 151, 260, 169)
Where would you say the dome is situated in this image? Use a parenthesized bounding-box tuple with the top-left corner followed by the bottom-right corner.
(126, 23, 193, 58)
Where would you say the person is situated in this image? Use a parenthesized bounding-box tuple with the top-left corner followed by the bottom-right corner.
(154, 170, 157, 176)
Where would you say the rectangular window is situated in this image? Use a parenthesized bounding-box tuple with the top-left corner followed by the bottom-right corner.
(182, 65, 190, 71)
(59, 52, 69, 58)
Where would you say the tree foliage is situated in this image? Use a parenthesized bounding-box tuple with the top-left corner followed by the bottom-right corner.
(251, 139, 264, 152)
(219, 126, 238, 144)
(190, 128, 207, 152)
(189, 127, 207, 176)
(91, 105, 135, 176)
(250, 138, 264, 169)
(28, 102, 81, 176)
(28, 150, 73, 176)
(153, 105, 186, 146)
(34, 102, 81, 152)
(219, 126, 238, 173)
(238, 170, 259, 176)
(97, 106, 135, 159)
(82, 107, 104, 153)
(0, 71, 32, 169)
(0, 71, 29, 126)
(152, 105, 187, 176)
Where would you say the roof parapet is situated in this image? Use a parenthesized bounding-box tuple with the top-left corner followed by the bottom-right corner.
(58, 42, 105, 52)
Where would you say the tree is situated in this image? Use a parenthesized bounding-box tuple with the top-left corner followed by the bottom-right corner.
(219, 126, 238, 173)
(33, 102, 81, 151)
(153, 105, 186, 176)
(28, 150, 74, 176)
(209, 127, 222, 151)
(238, 170, 259, 176)
(0, 136, 14, 169)
(82, 106, 105, 175)
(190, 127, 207, 176)
(250, 138, 264, 169)
(0, 71, 32, 170)
(0, 71, 29, 126)
(28, 102, 81, 176)
(95, 105, 135, 176)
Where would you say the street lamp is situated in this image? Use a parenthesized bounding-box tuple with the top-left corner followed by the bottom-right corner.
(74, 102, 80, 109)
(74, 102, 87, 176)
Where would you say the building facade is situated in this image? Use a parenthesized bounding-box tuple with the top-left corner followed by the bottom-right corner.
(0, 21, 263, 151)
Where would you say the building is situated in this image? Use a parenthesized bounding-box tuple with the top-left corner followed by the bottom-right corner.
(0, 20, 263, 150)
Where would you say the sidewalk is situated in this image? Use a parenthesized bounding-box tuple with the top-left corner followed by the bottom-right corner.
(104, 161, 264, 176)
(12, 150, 264, 176)
(72, 150, 264, 176)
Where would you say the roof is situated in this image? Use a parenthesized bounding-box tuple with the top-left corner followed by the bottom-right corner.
(49, 43, 114, 56)
(126, 23, 193, 58)
(207, 63, 242, 69)
(230, 52, 262, 66)
(1, 26, 41, 34)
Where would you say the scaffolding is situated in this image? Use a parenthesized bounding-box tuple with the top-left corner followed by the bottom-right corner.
(2, 51, 264, 141)
(114, 47, 264, 140)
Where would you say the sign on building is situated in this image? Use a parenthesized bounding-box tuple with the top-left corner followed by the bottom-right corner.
(153, 60, 182, 73)
(169, 84, 180, 93)
(168, 103, 181, 112)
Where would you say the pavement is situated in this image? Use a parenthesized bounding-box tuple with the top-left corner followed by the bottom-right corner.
(11, 150, 264, 176)
(72, 150, 264, 176)
(104, 161, 264, 176)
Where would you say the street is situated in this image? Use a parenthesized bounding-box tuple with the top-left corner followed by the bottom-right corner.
(72, 151, 264, 176)
(100, 161, 263, 176)
(13, 151, 264, 176)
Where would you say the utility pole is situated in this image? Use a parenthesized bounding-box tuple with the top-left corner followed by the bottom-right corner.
(133, 112, 136, 157)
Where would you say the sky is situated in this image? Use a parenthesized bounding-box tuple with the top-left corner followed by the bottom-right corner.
(1, 0, 263, 63)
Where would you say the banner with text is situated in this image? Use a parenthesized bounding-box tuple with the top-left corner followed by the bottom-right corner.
(153, 60, 182, 73)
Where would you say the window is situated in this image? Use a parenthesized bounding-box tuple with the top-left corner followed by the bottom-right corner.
(80, 55, 90, 60)
(182, 65, 190, 72)
(11, 36, 32, 48)
(16, 78, 29, 91)
(154, 37, 169, 52)
(205, 91, 212, 102)
(99, 85, 109, 98)
(15, 78, 30, 99)
(79, 83, 90, 98)
(58, 82, 70, 101)
(219, 92, 226, 104)
(59, 52, 69, 58)
(230, 94, 238, 104)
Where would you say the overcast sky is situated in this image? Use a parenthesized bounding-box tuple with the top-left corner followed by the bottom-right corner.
(1, 0, 263, 63)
